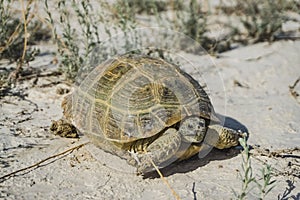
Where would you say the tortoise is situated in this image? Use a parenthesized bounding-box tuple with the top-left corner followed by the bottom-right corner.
(51, 54, 244, 174)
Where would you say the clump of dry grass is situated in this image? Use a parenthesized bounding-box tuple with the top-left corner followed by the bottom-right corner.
(44, 0, 138, 81)
(45, 0, 97, 81)
(175, 0, 211, 51)
(0, 0, 51, 63)
(122, 0, 167, 15)
(0, 0, 51, 90)
(220, 0, 298, 44)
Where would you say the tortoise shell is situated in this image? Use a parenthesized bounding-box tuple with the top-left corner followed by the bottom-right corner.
(63, 54, 215, 143)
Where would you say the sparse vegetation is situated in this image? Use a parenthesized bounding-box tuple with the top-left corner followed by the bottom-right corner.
(0, 0, 51, 89)
(41, 0, 300, 80)
(233, 137, 276, 200)
(237, 0, 285, 43)
(255, 164, 276, 199)
(1, 0, 299, 82)
(0, 0, 51, 62)
(220, 0, 299, 44)
(44, 0, 139, 81)
(45, 0, 100, 81)
(123, 0, 167, 15)
(175, 0, 211, 52)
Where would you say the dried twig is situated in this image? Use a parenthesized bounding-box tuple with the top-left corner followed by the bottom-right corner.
(233, 80, 250, 88)
(0, 142, 88, 182)
(289, 77, 300, 101)
(20, 0, 28, 63)
(7, 0, 34, 82)
(250, 146, 300, 178)
(251, 146, 300, 158)
(147, 153, 181, 200)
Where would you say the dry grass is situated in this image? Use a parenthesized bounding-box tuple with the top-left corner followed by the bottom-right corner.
(0, 0, 51, 87)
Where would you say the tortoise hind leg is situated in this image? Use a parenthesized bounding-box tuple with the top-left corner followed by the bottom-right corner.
(50, 119, 79, 138)
(132, 128, 181, 174)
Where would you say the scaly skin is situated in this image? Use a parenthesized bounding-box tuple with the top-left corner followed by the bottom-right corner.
(128, 117, 243, 174)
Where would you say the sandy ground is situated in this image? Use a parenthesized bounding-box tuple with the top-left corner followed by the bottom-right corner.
(1, 0, 300, 199)
(1, 40, 299, 200)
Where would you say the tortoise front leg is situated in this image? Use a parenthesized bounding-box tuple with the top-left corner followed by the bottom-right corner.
(132, 128, 181, 174)
(206, 124, 245, 149)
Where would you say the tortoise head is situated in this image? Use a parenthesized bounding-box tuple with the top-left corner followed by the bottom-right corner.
(178, 116, 206, 143)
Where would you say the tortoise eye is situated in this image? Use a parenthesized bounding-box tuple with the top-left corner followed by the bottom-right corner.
(162, 88, 169, 96)
(188, 124, 193, 129)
